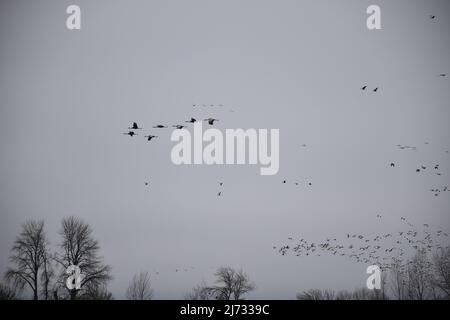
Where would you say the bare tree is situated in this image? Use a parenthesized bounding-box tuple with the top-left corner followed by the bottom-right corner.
(55, 216, 112, 300)
(5, 220, 49, 300)
(406, 249, 433, 300)
(207, 267, 255, 300)
(126, 271, 153, 300)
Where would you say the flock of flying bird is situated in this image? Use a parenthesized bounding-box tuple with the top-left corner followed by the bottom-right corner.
(120, 13, 448, 273)
(122, 104, 223, 191)
(389, 142, 449, 197)
(276, 215, 449, 271)
(122, 103, 222, 140)
(122, 117, 219, 140)
(276, 13, 449, 267)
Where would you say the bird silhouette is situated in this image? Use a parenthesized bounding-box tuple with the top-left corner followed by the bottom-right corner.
(373, 87, 379, 92)
(128, 122, 142, 130)
(185, 118, 197, 123)
(144, 135, 158, 141)
(123, 131, 137, 137)
(390, 163, 395, 167)
(153, 125, 168, 128)
(361, 86, 367, 90)
(204, 118, 219, 125)
(172, 125, 187, 129)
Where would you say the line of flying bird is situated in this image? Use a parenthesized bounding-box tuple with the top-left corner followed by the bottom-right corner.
(122, 117, 219, 140)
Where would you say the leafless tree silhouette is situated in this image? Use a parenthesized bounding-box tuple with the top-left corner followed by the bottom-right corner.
(206, 267, 255, 300)
(55, 216, 112, 300)
(406, 249, 433, 300)
(5, 220, 49, 300)
(126, 271, 153, 300)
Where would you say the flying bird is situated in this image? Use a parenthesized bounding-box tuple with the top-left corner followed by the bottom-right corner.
(172, 125, 187, 129)
(373, 87, 379, 92)
(204, 118, 219, 125)
(123, 131, 137, 137)
(144, 135, 158, 141)
(128, 122, 142, 130)
(185, 118, 197, 123)
(153, 125, 168, 128)
(361, 86, 367, 90)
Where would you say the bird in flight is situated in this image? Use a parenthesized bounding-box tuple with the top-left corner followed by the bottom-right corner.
(219, 182, 223, 186)
(144, 135, 158, 141)
(430, 15, 436, 19)
(129, 122, 142, 130)
(185, 118, 197, 123)
(390, 163, 395, 167)
(217, 191, 222, 196)
(123, 131, 137, 137)
(373, 87, 379, 92)
(153, 125, 168, 128)
(361, 85, 367, 90)
(439, 74, 446, 77)
(204, 118, 219, 125)
(172, 125, 187, 129)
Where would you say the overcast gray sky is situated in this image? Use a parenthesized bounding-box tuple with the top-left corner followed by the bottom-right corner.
(0, 0, 449, 299)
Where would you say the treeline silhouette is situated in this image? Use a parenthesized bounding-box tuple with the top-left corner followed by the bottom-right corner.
(0, 217, 256, 300)
(1, 217, 449, 300)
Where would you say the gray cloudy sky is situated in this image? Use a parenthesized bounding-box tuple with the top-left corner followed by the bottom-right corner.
(0, 0, 449, 299)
